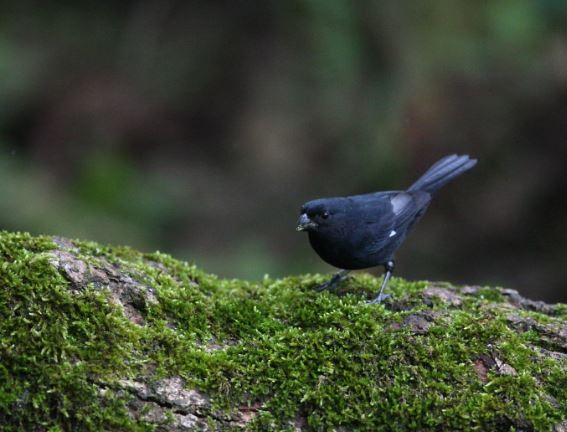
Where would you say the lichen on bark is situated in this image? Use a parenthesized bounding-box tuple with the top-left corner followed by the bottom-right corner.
(0, 231, 565, 431)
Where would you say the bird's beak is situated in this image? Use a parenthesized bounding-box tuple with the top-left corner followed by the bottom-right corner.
(296, 213, 318, 231)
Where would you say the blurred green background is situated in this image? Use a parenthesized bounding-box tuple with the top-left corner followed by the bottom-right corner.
(0, 1, 566, 302)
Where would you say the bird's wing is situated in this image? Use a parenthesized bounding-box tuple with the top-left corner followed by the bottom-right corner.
(390, 191, 430, 227)
(363, 191, 431, 254)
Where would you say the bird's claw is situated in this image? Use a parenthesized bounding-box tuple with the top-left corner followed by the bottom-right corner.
(316, 277, 349, 292)
(316, 270, 350, 291)
(366, 293, 391, 305)
(316, 281, 333, 291)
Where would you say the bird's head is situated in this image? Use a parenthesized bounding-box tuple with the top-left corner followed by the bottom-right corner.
(296, 198, 343, 233)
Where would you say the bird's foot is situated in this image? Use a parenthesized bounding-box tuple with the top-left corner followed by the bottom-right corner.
(366, 293, 391, 305)
(316, 270, 350, 291)
(366, 263, 394, 304)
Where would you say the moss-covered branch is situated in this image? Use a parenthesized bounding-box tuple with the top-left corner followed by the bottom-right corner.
(0, 231, 565, 431)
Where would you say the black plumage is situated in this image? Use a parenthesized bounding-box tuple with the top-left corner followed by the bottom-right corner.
(296, 154, 477, 303)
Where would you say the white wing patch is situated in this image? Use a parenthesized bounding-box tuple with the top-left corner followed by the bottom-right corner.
(389, 230, 397, 237)
(391, 193, 412, 215)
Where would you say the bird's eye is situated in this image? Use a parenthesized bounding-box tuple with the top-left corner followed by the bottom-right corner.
(322, 211, 329, 219)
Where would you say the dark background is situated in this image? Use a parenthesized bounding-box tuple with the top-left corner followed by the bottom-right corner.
(0, 1, 566, 302)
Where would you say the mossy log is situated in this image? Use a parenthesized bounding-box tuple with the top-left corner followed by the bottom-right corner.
(0, 231, 565, 431)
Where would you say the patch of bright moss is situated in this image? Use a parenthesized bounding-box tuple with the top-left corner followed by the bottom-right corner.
(0, 231, 565, 431)
(0, 232, 150, 430)
(474, 286, 505, 302)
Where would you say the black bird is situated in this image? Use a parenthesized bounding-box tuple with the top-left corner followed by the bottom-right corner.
(296, 154, 477, 304)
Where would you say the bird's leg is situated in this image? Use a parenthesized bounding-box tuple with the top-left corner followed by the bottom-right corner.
(316, 269, 350, 292)
(367, 260, 395, 304)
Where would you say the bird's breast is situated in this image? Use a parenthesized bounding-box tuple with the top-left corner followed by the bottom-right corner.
(308, 226, 388, 270)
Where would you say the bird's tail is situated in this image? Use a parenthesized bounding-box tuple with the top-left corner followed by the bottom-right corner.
(407, 154, 477, 194)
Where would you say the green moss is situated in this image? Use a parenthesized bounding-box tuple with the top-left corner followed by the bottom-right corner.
(474, 286, 505, 302)
(0, 231, 565, 431)
(0, 232, 150, 430)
